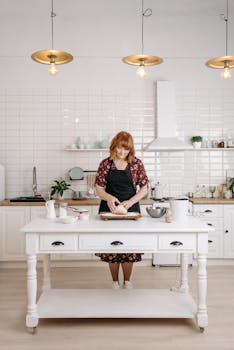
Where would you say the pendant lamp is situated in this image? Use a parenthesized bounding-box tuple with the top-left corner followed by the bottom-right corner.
(206, 0, 234, 80)
(122, 0, 163, 78)
(31, 0, 73, 75)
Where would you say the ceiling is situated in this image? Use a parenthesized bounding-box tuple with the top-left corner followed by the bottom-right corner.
(1, 0, 234, 88)
(0, 0, 233, 58)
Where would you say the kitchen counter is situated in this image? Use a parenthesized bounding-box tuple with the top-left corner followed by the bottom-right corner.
(189, 198, 234, 204)
(0, 198, 153, 206)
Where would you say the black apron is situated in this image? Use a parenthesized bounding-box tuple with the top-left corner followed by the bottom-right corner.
(99, 161, 140, 214)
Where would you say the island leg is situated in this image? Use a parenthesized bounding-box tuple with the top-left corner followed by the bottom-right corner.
(171, 253, 189, 293)
(42, 254, 51, 292)
(197, 253, 208, 331)
(26, 254, 38, 329)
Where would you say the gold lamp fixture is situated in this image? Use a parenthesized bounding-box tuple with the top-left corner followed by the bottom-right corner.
(122, 0, 163, 78)
(31, 0, 73, 76)
(206, 0, 234, 80)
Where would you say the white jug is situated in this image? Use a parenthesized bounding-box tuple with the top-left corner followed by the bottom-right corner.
(170, 198, 188, 222)
(45, 200, 56, 219)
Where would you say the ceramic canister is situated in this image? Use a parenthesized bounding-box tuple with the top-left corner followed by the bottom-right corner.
(169, 198, 189, 222)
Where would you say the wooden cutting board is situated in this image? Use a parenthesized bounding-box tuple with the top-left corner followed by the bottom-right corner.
(100, 212, 141, 221)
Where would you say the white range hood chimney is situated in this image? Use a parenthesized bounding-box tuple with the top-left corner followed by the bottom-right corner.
(144, 81, 192, 151)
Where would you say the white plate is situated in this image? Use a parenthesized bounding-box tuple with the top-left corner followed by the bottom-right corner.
(58, 216, 78, 224)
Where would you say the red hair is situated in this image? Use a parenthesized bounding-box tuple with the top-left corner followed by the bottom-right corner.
(109, 131, 135, 163)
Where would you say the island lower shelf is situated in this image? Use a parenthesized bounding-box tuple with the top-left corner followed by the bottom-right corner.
(37, 289, 197, 319)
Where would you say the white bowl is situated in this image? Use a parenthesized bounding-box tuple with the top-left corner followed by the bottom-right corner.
(59, 216, 78, 224)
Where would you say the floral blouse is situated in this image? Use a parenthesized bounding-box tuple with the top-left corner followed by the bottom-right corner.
(95, 157, 148, 190)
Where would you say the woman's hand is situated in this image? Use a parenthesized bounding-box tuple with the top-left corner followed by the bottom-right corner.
(107, 196, 120, 213)
(121, 199, 134, 211)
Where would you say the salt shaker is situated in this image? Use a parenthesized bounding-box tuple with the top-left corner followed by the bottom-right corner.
(59, 202, 68, 218)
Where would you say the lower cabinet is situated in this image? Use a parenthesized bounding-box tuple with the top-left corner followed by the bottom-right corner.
(223, 205, 234, 258)
(193, 204, 234, 259)
(0, 206, 30, 260)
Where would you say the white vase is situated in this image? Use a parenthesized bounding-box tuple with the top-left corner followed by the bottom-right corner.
(193, 141, 202, 149)
(57, 193, 64, 200)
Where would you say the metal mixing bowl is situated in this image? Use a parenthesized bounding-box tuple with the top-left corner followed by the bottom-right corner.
(146, 206, 167, 218)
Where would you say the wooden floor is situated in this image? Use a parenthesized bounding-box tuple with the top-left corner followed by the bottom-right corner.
(0, 265, 234, 350)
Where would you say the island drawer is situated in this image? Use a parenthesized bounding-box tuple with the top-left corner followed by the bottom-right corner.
(158, 234, 196, 251)
(79, 234, 157, 251)
(193, 204, 223, 218)
(39, 234, 78, 251)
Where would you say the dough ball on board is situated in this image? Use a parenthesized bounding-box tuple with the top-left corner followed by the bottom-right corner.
(114, 204, 127, 215)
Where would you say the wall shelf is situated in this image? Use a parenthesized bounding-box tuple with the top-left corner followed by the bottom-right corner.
(65, 147, 234, 152)
(64, 148, 109, 152)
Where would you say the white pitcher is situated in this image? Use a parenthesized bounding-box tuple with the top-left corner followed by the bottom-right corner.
(45, 200, 56, 219)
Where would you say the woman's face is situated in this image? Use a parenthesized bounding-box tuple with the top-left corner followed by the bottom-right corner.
(116, 147, 130, 160)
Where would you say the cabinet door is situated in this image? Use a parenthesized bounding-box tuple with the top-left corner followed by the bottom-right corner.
(223, 205, 234, 258)
(0, 206, 30, 260)
(30, 206, 46, 219)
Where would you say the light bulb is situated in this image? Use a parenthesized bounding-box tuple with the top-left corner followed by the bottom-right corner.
(221, 66, 232, 80)
(136, 65, 147, 78)
(48, 62, 58, 76)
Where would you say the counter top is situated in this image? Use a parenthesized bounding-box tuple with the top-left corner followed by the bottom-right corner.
(189, 198, 234, 204)
(0, 198, 153, 207)
(21, 216, 214, 234)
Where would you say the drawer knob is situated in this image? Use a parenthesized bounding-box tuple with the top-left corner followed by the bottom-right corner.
(170, 241, 183, 247)
(225, 230, 229, 234)
(207, 223, 213, 226)
(51, 241, 65, 246)
(110, 241, 123, 246)
(208, 239, 213, 243)
(204, 209, 212, 213)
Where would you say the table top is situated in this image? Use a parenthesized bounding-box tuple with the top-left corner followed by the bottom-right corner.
(21, 215, 214, 234)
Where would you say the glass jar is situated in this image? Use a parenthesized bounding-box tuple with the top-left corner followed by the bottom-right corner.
(165, 209, 173, 223)
(59, 202, 68, 218)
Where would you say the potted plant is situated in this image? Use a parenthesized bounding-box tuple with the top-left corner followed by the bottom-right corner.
(50, 178, 71, 200)
(191, 136, 203, 149)
(228, 177, 234, 197)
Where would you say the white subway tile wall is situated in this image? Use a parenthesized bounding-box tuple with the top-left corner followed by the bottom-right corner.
(0, 87, 234, 199)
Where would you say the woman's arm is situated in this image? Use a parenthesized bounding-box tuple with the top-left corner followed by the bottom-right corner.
(96, 185, 120, 212)
(121, 184, 148, 210)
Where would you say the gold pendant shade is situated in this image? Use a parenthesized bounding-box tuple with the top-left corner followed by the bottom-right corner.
(206, 55, 234, 69)
(122, 0, 163, 77)
(205, 0, 233, 79)
(31, 0, 73, 75)
(31, 50, 73, 65)
(122, 54, 163, 66)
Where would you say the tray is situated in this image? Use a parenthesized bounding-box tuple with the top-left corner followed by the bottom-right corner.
(100, 212, 141, 221)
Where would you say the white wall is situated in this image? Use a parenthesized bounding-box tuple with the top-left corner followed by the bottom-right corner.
(0, 0, 234, 198)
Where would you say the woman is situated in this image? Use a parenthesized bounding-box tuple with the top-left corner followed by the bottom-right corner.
(95, 131, 148, 289)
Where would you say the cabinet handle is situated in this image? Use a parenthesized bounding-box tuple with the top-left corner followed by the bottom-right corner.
(208, 240, 213, 243)
(170, 241, 183, 247)
(110, 241, 124, 246)
(207, 223, 213, 226)
(204, 209, 212, 213)
(51, 241, 65, 246)
(225, 230, 229, 234)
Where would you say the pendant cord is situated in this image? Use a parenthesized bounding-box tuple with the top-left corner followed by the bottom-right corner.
(141, 0, 144, 55)
(225, 0, 228, 56)
(141, 1, 152, 56)
(51, 0, 56, 50)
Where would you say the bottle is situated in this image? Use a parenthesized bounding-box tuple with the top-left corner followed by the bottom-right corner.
(201, 185, 207, 198)
(155, 182, 163, 199)
(227, 136, 233, 148)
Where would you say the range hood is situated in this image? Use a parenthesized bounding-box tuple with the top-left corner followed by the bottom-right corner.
(143, 81, 192, 151)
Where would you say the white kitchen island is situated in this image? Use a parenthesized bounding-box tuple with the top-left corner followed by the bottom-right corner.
(21, 215, 213, 333)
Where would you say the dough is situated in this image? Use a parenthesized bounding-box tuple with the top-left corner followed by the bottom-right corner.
(114, 204, 127, 215)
